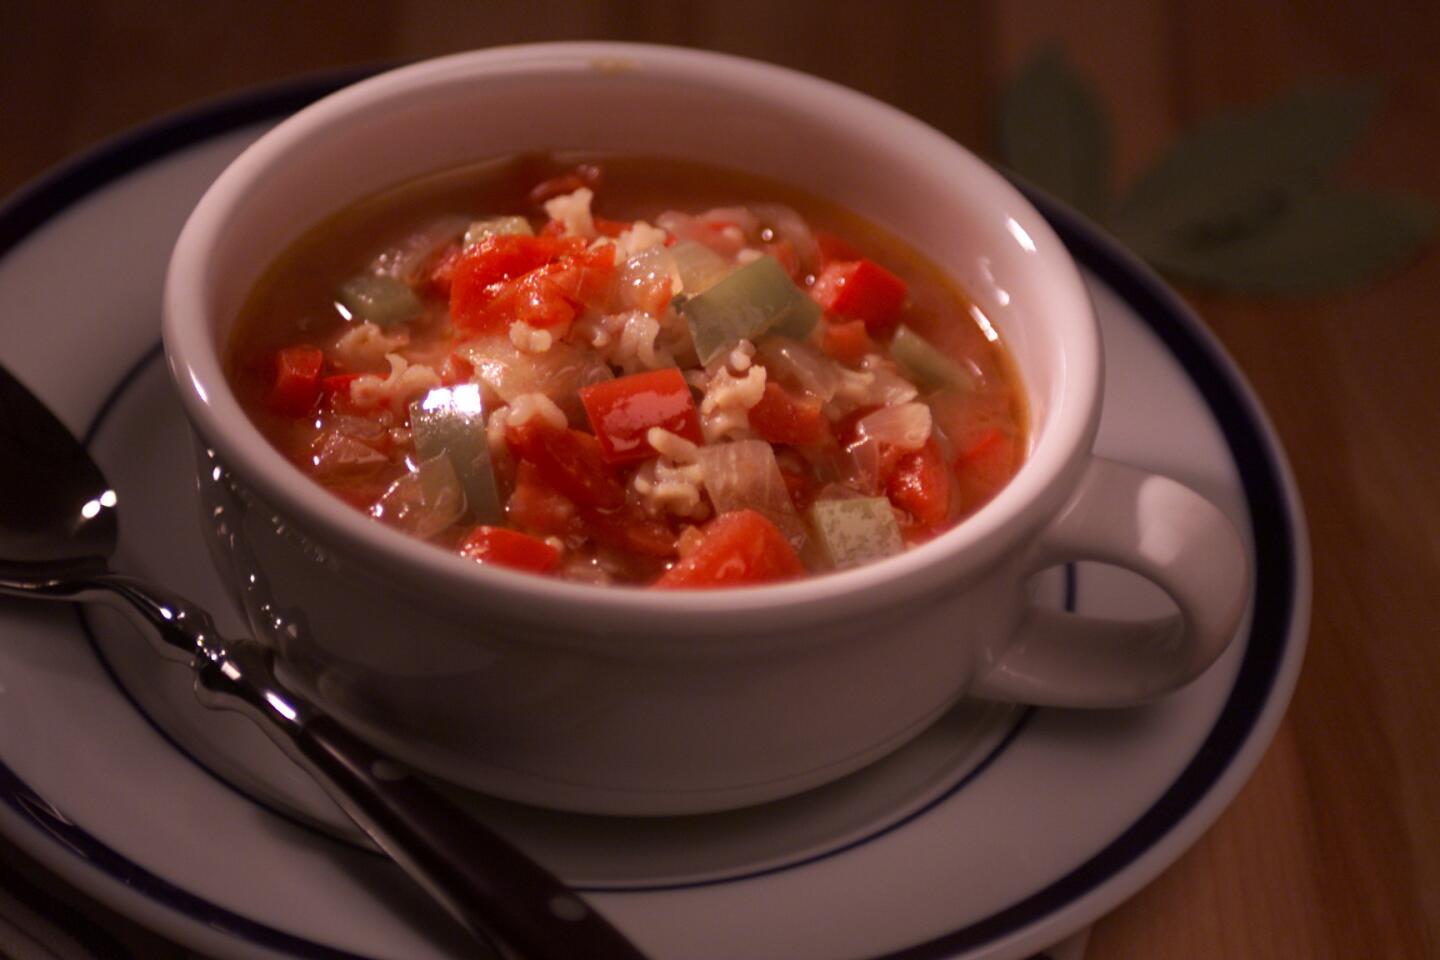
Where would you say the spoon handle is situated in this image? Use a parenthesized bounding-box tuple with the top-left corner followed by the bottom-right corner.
(9, 571, 648, 960)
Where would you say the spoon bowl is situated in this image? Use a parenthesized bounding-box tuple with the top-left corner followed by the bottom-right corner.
(0, 362, 648, 960)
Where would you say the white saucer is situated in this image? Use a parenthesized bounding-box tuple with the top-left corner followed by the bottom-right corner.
(0, 76, 1309, 960)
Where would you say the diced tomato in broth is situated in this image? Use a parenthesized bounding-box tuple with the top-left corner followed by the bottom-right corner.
(580, 368, 703, 464)
(747, 382, 829, 446)
(810, 259, 908, 336)
(458, 525, 561, 574)
(506, 420, 626, 510)
(654, 510, 804, 589)
(886, 438, 952, 530)
(270, 345, 325, 417)
(819, 318, 877, 365)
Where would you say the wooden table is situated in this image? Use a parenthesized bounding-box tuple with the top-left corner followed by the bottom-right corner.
(2, 2, 1436, 957)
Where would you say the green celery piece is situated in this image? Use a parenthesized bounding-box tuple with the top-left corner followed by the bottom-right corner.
(890, 325, 974, 392)
(464, 215, 534, 247)
(336, 274, 423, 327)
(680, 255, 821, 365)
(808, 497, 904, 570)
(409, 385, 504, 525)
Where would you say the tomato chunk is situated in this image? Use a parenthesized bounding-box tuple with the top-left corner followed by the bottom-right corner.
(654, 510, 804, 589)
(506, 420, 625, 510)
(747, 382, 828, 446)
(579, 368, 703, 464)
(450, 235, 583, 334)
(953, 428, 1019, 511)
(270, 345, 324, 417)
(810, 259, 908, 336)
(459, 525, 560, 574)
(887, 438, 952, 529)
(819, 317, 877, 365)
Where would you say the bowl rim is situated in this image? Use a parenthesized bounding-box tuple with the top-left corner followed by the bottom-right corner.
(161, 41, 1101, 632)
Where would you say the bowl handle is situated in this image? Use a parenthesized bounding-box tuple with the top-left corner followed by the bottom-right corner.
(971, 457, 1250, 707)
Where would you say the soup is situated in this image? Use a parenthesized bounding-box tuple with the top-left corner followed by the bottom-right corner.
(227, 155, 1027, 587)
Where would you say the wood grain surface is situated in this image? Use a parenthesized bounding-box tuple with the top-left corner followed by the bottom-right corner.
(1, 1, 1437, 958)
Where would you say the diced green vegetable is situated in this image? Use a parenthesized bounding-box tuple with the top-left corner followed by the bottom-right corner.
(680, 255, 821, 364)
(890, 325, 974, 392)
(668, 240, 729, 294)
(464, 216, 534, 247)
(808, 497, 904, 570)
(409, 385, 504, 524)
(336, 274, 423, 327)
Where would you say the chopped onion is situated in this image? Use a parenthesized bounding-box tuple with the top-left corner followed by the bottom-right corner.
(456, 336, 612, 424)
(861, 356, 921, 407)
(369, 454, 465, 540)
(856, 402, 932, 451)
(369, 215, 469, 286)
(755, 336, 843, 402)
(309, 433, 388, 480)
(697, 440, 807, 550)
(668, 240, 730, 294)
(617, 245, 679, 310)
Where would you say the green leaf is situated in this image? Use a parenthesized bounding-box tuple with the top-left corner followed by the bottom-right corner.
(1143, 189, 1437, 294)
(999, 48, 1110, 218)
(1110, 81, 1380, 254)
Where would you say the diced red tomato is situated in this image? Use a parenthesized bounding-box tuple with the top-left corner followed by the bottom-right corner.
(506, 461, 579, 536)
(653, 510, 804, 589)
(480, 273, 577, 332)
(747, 382, 828, 446)
(458, 525, 561, 574)
(810, 259, 909, 336)
(450, 235, 584, 334)
(579, 368, 703, 464)
(819, 317, 877, 365)
(528, 164, 602, 206)
(270, 345, 325, 417)
(886, 438, 952, 529)
(581, 505, 679, 558)
(506, 420, 625, 510)
(953, 428, 1018, 511)
(537, 244, 618, 313)
(318, 372, 362, 412)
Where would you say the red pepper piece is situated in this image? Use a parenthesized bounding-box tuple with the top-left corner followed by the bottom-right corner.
(270, 345, 325, 417)
(810, 259, 909, 336)
(506, 420, 625, 510)
(653, 509, 804, 589)
(747, 382, 829, 446)
(458, 525, 560, 574)
(579, 368, 703, 465)
(887, 438, 952, 529)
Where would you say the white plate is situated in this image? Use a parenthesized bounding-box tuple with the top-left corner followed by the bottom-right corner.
(0, 76, 1309, 960)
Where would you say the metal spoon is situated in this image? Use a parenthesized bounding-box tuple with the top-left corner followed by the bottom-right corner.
(0, 364, 648, 960)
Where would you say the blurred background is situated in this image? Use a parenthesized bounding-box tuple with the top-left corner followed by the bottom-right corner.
(2, 1, 1437, 957)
